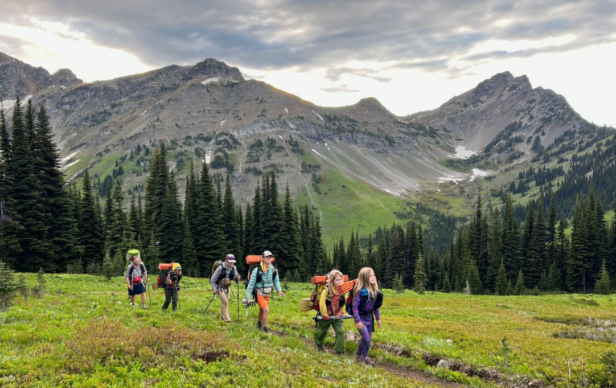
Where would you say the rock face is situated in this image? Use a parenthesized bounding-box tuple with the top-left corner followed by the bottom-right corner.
(0, 51, 603, 202)
(0, 52, 82, 100)
(406, 71, 586, 152)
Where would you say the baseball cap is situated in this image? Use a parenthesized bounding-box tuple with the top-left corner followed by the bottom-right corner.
(262, 250, 273, 257)
(226, 254, 236, 263)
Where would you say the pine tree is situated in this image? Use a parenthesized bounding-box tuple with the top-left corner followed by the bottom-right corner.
(158, 177, 183, 261)
(547, 193, 557, 262)
(501, 194, 519, 279)
(222, 173, 241, 261)
(79, 170, 105, 269)
(467, 260, 484, 294)
(249, 184, 263, 255)
(102, 251, 115, 281)
(181, 217, 197, 277)
(513, 270, 526, 295)
(280, 184, 301, 276)
(413, 253, 427, 293)
(595, 260, 611, 295)
(264, 172, 283, 263)
(527, 200, 547, 288)
(108, 178, 126, 257)
(568, 198, 591, 292)
(441, 274, 452, 293)
(486, 208, 502, 291)
(10, 99, 52, 271)
(494, 259, 508, 295)
(387, 226, 405, 288)
(376, 232, 387, 281)
(0, 108, 21, 265)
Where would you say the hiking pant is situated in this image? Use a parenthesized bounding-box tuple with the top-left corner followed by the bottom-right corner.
(162, 288, 178, 311)
(314, 318, 345, 353)
(218, 288, 231, 322)
(356, 316, 373, 359)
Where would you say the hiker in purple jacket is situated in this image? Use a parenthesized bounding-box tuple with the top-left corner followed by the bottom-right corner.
(352, 267, 382, 366)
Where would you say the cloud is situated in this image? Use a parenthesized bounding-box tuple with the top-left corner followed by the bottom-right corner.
(0, 0, 614, 77)
(320, 84, 360, 93)
(325, 67, 391, 83)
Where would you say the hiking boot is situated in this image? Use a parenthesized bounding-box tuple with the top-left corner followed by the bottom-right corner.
(141, 304, 148, 309)
(364, 357, 376, 367)
(335, 351, 344, 356)
(316, 344, 325, 353)
(355, 354, 365, 364)
(257, 321, 263, 330)
(262, 326, 269, 333)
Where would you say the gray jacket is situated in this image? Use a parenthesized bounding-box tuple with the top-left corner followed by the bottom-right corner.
(210, 262, 237, 291)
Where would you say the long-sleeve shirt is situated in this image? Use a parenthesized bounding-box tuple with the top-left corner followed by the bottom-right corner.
(352, 289, 381, 323)
(319, 288, 345, 318)
(245, 264, 281, 300)
(209, 262, 237, 291)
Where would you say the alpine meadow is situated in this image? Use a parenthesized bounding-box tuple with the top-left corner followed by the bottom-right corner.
(2, 2, 616, 386)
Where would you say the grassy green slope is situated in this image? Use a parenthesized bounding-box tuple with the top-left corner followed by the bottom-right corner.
(3, 275, 615, 387)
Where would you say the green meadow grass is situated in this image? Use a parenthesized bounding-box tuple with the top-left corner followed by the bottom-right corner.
(2, 274, 615, 387)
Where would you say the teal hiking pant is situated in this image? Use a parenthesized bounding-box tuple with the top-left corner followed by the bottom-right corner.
(314, 318, 345, 353)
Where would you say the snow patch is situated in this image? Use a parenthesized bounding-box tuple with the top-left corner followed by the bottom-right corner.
(0, 100, 16, 110)
(278, 135, 283, 140)
(220, 120, 226, 126)
(382, 188, 401, 197)
(454, 146, 477, 159)
(437, 175, 466, 185)
(60, 85, 66, 90)
(312, 110, 324, 121)
(472, 168, 488, 177)
(61, 151, 79, 164)
(286, 120, 296, 129)
(62, 159, 79, 170)
(284, 108, 288, 113)
(201, 76, 220, 85)
(311, 149, 326, 158)
(204, 150, 212, 164)
(140, 110, 148, 116)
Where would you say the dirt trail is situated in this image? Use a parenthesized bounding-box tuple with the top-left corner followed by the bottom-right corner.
(269, 328, 469, 388)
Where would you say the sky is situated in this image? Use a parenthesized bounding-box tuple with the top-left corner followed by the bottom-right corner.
(0, 0, 615, 126)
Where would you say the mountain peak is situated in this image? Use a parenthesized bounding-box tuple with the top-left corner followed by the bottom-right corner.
(188, 58, 244, 82)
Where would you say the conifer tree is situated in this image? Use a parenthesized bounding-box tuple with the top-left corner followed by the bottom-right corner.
(264, 172, 283, 263)
(280, 184, 301, 276)
(376, 232, 387, 281)
(337, 235, 347, 274)
(595, 260, 611, 294)
(158, 177, 183, 261)
(527, 200, 547, 288)
(0, 108, 21, 265)
(222, 173, 241, 261)
(250, 184, 263, 254)
(347, 231, 362, 277)
(467, 260, 484, 294)
(387, 226, 405, 288)
(413, 253, 427, 293)
(568, 198, 591, 292)
(501, 194, 519, 279)
(243, 203, 253, 256)
(486, 208, 502, 291)
(494, 259, 508, 295)
(79, 169, 105, 268)
(181, 217, 197, 277)
(441, 274, 452, 293)
(547, 193, 557, 262)
(513, 269, 526, 295)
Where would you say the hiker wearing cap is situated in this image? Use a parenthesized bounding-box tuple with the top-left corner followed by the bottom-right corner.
(244, 250, 284, 333)
(125, 255, 149, 308)
(210, 254, 240, 323)
(314, 269, 347, 354)
(162, 263, 182, 311)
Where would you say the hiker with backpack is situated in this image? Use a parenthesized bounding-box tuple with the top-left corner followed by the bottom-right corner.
(125, 255, 149, 308)
(244, 250, 285, 333)
(314, 270, 347, 355)
(351, 267, 383, 366)
(161, 263, 182, 311)
(210, 254, 240, 323)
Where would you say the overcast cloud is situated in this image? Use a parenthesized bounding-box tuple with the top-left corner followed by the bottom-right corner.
(0, 1, 615, 125)
(0, 0, 614, 73)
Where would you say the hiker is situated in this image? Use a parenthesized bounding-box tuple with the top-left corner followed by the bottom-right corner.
(244, 250, 285, 333)
(162, 263, 182, 311)
(352, 267, 382, 366)
(314, 269, 346, 355)
(125, 255, 149, 308)
(210, 254, 240, 323)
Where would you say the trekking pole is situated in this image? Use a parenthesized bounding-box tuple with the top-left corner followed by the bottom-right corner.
(204, 293, 216, 314)
(147, 280, 152, 306)
(237, 280, 240, 321)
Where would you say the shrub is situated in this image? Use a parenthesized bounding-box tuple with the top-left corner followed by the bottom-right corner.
(0, 260, 18, 311)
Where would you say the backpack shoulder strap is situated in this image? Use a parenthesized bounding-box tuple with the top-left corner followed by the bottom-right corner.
(140, 263, 146, 274)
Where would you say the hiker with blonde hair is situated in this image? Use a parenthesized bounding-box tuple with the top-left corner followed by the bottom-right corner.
(352, 267, 382, 366)
(314, 270, 347, 354)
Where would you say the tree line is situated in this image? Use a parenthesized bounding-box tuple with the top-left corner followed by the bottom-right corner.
(0, 99, 325, 280)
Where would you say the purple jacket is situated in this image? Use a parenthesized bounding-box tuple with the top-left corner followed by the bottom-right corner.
(351, 289, 381, 323)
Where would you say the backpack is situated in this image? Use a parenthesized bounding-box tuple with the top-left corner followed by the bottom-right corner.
(346, 287, 384, 315)
(128, 263, 146, 284)
(211, 260, 236, 285)
(158, 263, 173, 289)
(243, 259, 278, 301)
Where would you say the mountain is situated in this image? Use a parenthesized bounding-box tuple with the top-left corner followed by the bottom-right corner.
(0, 51, 612, 246)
